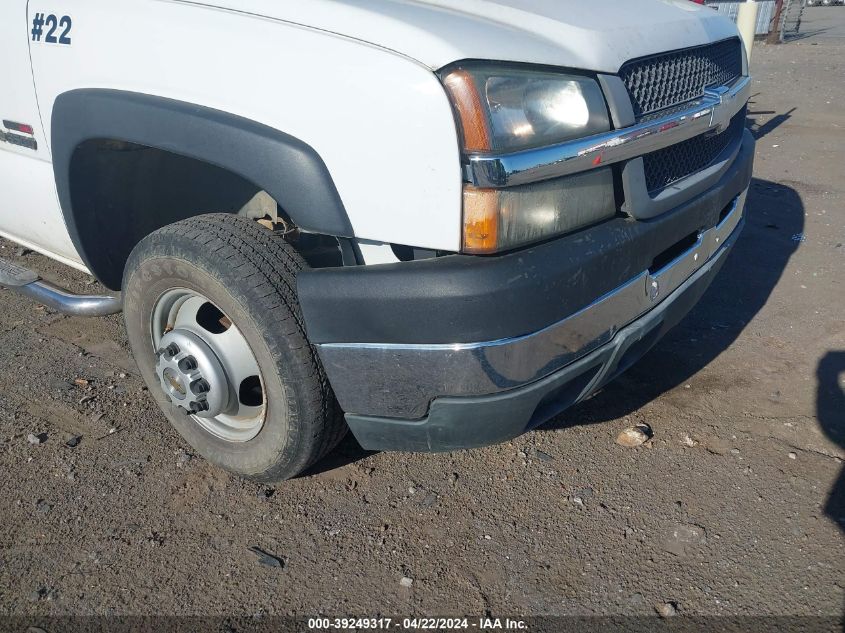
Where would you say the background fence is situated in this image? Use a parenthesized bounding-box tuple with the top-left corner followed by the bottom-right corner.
(706, 0, 777, 34)
(705, 0, 805, 40)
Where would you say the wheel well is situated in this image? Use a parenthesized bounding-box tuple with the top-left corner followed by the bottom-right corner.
(68, 140, 354, 289)
(68, 140, 261, 289)
(53, 90, 356, 289)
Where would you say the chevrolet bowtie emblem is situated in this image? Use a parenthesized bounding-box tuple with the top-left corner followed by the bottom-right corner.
(704, 85, 737, 135)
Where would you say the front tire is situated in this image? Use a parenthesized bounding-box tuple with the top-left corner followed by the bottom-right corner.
(123, 214, 345, 482)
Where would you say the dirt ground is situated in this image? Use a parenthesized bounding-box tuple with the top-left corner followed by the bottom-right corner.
(1, 11, 843, 629)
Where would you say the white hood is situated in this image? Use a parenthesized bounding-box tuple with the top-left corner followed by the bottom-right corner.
(188, 0, 740, 72)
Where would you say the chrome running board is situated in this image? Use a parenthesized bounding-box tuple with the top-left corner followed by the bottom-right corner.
(0, 257, 121, 316)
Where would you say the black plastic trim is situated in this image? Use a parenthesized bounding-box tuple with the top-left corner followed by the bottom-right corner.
(51, 89, 354, 286)
(298, 130, 754, 345)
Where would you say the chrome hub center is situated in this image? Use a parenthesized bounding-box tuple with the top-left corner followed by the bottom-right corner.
(155, 329, 230, 418)
(162, 367, 187, 399)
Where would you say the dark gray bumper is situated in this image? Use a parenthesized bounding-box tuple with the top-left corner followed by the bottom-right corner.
(306, 130, 754, 450)
(345, 220, 742, 452)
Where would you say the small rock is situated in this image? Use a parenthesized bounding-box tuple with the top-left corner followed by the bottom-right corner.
(65, 435, 82, 448)
(257, 486, 275, 499)
(656, 602, 678, 618)
(176, 449, 193, 467)
(682, 435, 698, 447)
(730, 448, 741, 455)
(27, 433, 47, 445)
(16, 247, 33, 257)
(147, 530, 165, 547)
(35, 499, 52, 513)
(788, 452, 797, 460)
(535, 449, 554, 462)
(420, 492, 438, 507)
(78, 395, 96, 405)
(662, 523, 707, 557)
(73, 378, 89, 387)
(399, 576, 413, 588)
(29, 586, 59, 602)
(616, 424, 652, 447)
(408, 486, 417, 495)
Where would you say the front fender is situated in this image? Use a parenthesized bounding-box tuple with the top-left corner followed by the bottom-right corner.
(51, 89, 354, 282)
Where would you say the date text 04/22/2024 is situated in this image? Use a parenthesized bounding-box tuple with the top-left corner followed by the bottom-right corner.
(307, 618, 528, 630)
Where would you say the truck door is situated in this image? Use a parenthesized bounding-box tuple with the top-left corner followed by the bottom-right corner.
(0, 2, 81, 266)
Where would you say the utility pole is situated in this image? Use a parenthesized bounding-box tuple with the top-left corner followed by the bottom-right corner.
(767, 0, 786, 44)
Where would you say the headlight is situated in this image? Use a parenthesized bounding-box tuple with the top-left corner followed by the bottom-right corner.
(441, 64, 610, 152)
(440, 64, 616, 253)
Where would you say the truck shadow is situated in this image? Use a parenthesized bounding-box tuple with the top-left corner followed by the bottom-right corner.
(817, 352, 845, 534)
(300, 431, 376, 477)
(542, 177, 804, 430)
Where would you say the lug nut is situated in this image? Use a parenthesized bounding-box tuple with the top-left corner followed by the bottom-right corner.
(179, 356, 198, 372)
(164, 343, 180, 358)
(190, 379, 210, 395)
(190, 401, 209, 413)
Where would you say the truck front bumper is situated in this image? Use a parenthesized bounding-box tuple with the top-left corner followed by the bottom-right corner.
(297, 130, 755, 452)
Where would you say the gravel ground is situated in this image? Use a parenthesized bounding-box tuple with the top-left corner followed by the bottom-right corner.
(1, 16, 844, 628)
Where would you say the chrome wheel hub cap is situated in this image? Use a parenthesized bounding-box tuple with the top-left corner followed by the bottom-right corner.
(151, 289, 266, 442)
(156, 329, 229, 417)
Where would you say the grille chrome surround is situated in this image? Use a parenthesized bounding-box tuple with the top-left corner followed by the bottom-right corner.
(643, 106, 746, 194)
(466, 76, 750, 189)
(620, 39, 743, 120)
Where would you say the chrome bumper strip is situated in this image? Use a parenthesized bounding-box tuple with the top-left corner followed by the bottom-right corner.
(468, 76, 751, 188)
(317, 189, 747, 420)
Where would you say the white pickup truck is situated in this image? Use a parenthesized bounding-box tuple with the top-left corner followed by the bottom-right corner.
(0, 0, 754, 481)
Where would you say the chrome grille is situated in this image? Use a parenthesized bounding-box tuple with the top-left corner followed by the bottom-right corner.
(620, 39, 743, 119)
(643, 106, 746, 194)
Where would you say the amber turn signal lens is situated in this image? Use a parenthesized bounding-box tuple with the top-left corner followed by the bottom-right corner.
(442, 70, 492, 152)
(463, 187, 500, 254)
(462, 169, 616, 255)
